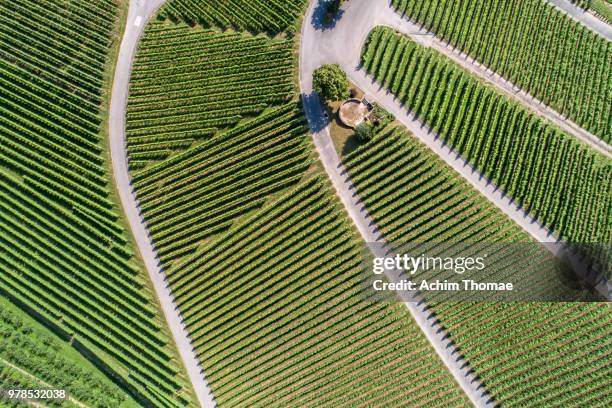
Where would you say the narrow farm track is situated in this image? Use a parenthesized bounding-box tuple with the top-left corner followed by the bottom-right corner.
(108, 0, 216, 407)
(300, 0, 611, 298)
(548, 0, 612, 39)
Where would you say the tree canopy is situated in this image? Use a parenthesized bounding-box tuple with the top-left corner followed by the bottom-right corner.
(313, 64, 349, 101)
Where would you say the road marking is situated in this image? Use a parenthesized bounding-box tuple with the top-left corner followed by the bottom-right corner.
(134, 16, 142, 27)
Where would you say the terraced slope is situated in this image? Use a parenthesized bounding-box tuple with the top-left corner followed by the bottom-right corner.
(362, 27, 612, 266)
(0, 0, 191, 406)
(391, 0, 612, 143)
(344, 125, 612, 407)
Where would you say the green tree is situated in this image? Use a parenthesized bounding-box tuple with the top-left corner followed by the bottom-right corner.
(313, 64, 349, 101)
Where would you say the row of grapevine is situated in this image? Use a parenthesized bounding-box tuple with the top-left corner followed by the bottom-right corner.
(569, 0, 612, 20)
(158, 0, 306, 34)
(165, 174, 470, 407)
(343, 125, 612, 406)
(0, 0, 192, 406)
(390, 0, 612, 143)
(362, 27, 612, 267)
(130, 4, 469, 404)
(126, 21, 297, 169)
(589, 0, 612, 22)
(130, 102, 312, 266)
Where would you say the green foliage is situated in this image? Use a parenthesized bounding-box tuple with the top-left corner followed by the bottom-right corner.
(362, 28, 611, 267)
(126, 6, 312, 267)
(344, 125, 612, 407)
(159, 0, 307, 35)
(591, 0, 612, 22)
(164, 175, 469, 407)
(0, 306, 129, 408)
(313, 64, 350, 101)
(127, 21, 298, 170)
(0, 0, 190, 405)
(323, 0, 345, 24)
(326, 0, 344, 14)
(569, 0, 592, 9)
(130, 103, 312, 264)
(390, 0, 611, 143)
(354, 122, 374, 142)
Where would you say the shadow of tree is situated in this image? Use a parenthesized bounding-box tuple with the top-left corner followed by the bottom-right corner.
(301, 92, 330, 132)
(342, 132, 366, 157)
(311, 0, 345, 30)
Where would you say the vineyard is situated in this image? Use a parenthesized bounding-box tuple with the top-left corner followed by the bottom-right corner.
(127, 1, 471, 405)
(362, 27, 612, 267)
(165, 175, 469, 407)
(127, 1, 311, 267)
(0, 0, 192, 406)
(344, 125, 612, 406)
(390, 0, 612, 143)
(127, 20, 298, 170)
(130, 103, 312, 265)
(158, 0, 306, 34)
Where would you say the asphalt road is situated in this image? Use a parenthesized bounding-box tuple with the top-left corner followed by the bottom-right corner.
(301, 0, 610, 296)
(300, 0, 610, 404)
(108, 0, 216, 407)
(549, 0, 612, 40)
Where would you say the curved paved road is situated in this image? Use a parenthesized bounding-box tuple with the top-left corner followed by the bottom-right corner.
(108, 1, 216, 407)
(303, 3, 494, 408)
(302, 0, 611, 403)
(308, 0, 611, 157)
(549, 0, 612, 40)
(301, 0, 610, 296)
